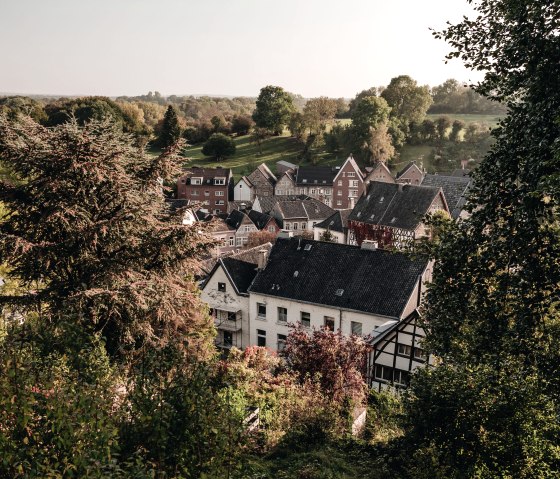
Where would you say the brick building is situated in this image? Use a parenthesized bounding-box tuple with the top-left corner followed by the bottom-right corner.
(177, 167, 234, 215)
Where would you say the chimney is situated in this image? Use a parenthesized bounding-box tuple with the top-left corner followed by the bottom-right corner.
(361, 240, 378, 251)
(257, 249, 268, 270)
(398, 183, 404, 191)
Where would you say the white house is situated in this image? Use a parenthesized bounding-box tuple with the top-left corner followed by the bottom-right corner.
(367, 309, 433, 391)
(313, 209, 352, 243)
(247, 238, 430, 352)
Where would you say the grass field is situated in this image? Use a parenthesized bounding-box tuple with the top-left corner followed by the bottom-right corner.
(427, 113, 504, 129)
(155, 113, 502, 180)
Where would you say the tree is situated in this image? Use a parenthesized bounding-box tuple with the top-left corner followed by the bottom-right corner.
(318, 228, 335, 243)
(381, 75, 432, 125)
(282, 325, 370, 405)
(449, 119, 465, 142)
(434, 116, 452, 143)
(246, 230, 277, 248)
(364, 122, 395, 165)
(157, 105, 182, 148)
(0, 116, 215, 359)
(347, 87, 378, 117)
(201, 133, 236, 160)
(351, 96, 391, 144)
(252, 85, 294, 135)
(405, 1, 560, 476)
(230, 115, 253, 136)
(303, 97, 338, 136)
(250, 127, 271, 155)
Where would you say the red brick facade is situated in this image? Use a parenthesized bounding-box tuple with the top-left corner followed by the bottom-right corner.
(177, 167, 233, 215)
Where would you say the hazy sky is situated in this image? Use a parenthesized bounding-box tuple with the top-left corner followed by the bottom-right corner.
(0, 0, 482, 98)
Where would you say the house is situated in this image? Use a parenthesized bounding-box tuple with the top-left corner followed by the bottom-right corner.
(166, 198, 198, 226)
(421, 173, 472, 220)
(207, 216, 237, 256)
(313, 209, 352, 243)
(248, 238, 430, 351)
(295, 165, 338, 206)
(271, 197, 335, 233)
(274, 169, 297, 196)
(234, 163, 277, 201)
(252, 194, 310, 215)
(201, 245, 271, 351)
(396, 161, 425, 185)
(276, 160, 297, 175)
(225, 210, 258, 249)
(330, 155, 366, 209)
(177, 167, 234, 215)
(247, 209, 281, 235)
(347, 181, 449, 248)
(367, 309, 433, 391)
(364, 162, 396, 185)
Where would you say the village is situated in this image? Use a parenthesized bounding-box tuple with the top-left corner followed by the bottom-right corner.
(173, 155, 472, 391)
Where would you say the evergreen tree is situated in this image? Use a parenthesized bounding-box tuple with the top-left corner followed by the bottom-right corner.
(406, 1, 560, 476)
(157, 105, 182, 148)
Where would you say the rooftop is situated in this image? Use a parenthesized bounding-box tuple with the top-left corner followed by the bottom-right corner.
(314, 209, 352, 233)
(421, 174, 471, 219)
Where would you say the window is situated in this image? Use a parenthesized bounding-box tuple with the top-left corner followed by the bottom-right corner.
(397, 343, 412, 356)
(394, 369, 410, 385)
(268, 225, 275, 232)
(204, 191, 210, 196)
(338, 180, 342, 186)
(236, 237, 243, 246)
(285, 223, 291, 230)
(351, 321, 362, 336)
(276, 189, 283, 195)
(311, 189, 316, 195)
(214, 178, 226, 185)
(244, 225, 251, 232)
(241, 237, 248, 245)
(223, 331, 233, 347)
(349, 190, 358, 197)
(218, 282, 226, 292)
(277, 334, 287, 351)
(192, 177, 202, 185)
(324, 316, 335, 330)
(227, 311, 236, 322)
(257, 329, 266, 347)
(336, 200, 342, 206)
(215, 191, 224, 196)
(257, 303, 266, 319)
(375, 365, 393, 382)
(347, 172, 355, 177)
(319, 188, 324, 194)
(191, 190, 199, 196)
(349, 180, 359, 187)
(215, 200, 224, 205)
(277, 307, 287, 323)
(301, 311, 310, 328)
(414, 347, 426, 360)
(293, 223, 298, 230)
(337, 190, 342, 196)
(229, 236, 234, 246)
(301, 222, 307, 230)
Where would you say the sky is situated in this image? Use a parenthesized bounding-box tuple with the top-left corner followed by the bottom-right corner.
(0, 0, 483, 98)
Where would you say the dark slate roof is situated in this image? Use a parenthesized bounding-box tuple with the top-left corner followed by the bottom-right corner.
(221, 257, 259, 295)
(421, 174, 471, 219)
(396, 161, 421, 179)
(248, 209, 277, 230)
(255, 194, 310, 215)
(179, 167, 231, 185)
(228, 200, 253, 213)
(225, 209, 253, 230)
(295, 166, 338, 186)
(450, 168, 471, 178)
(276, 198, 335, 220)
(249, 238, 427, 318)
(348, 182, 442, 230)
(314, 209, 352, 233)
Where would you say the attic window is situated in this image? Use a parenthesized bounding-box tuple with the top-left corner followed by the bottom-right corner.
(335, 289, 344, 296)
(379, 196, 384, 203)
(322, 180, 326, 184)
(357, 212, 361, 218)
(304, 244, 312, 251)
(293, 271, 299, 277)
(370, 214, 375, 220)
(302, 179, 308, 183)
(390, 217, 397, 223)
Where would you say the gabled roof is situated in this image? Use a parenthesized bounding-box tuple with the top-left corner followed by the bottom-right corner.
(225, 209, 254, 230)
(254, 194, 310, 215)
(369, 309, 420, 345)
(247, 163, 277, 189)
(314, 209, 352, 233)
(396, 162, 422, 179)
(348, 182, 444, 230)
(249, 238, 428, 318)
(365, 162, 395, 183)
(450, 168, 471, 177)
(248, 209, 277, 230)
(295, 166, 338, 186)
(179, 167, 232, 184)
(421, 174, 471, 219)
(275, 197, 335, 220)
(220, 257, 259, 295)
(333, 156, 365, 181)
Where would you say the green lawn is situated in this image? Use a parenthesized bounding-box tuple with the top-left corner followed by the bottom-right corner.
(427, 113, 504, 128)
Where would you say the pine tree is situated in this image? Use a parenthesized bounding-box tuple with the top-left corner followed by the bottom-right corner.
(157, 105, 182, 148)
(0, 116, 216, 360)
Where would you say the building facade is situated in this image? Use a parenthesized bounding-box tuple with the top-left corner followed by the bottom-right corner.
(177, 167, 234, 215)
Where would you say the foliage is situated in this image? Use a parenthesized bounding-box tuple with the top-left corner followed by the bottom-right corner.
(381, 75, 432, 125)
(363, 122, 395, 165)
(157, 105, 182, 148)
(231, 114, 254, 136)
(303, 97, 338, 136)
(202, 132, 237, 160)
(0, 96, 47, 123)
(350, 96, 391, 145)
(0, 116, 215, 360)
(318, 228, 336, 243)
(430, 78, 507, 115)
(247, 230, 277, 248)
(282, 325, 369, 405)
(252, 86, 295, 135)
(405, 0, 560, 476)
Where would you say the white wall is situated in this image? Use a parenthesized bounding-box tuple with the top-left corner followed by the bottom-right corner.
(248, 292, 400, 351)
(201, 265, 250, 348)
(234, 178, 253, 201)
(313, 226, 346, 243)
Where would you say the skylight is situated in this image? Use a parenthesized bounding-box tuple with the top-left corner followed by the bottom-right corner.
(335, 289, 344, 296)
(304, 244, 312, 251)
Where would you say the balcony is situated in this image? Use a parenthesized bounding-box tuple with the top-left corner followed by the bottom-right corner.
(212, 308, 242, 332)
